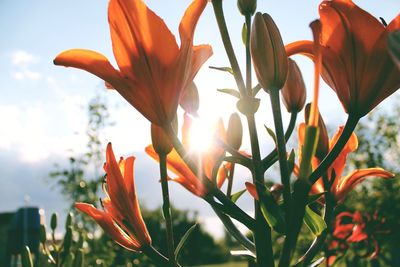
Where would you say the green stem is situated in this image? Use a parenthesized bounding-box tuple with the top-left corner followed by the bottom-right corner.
(226, 164, 235, 197)
(142, 245, 175, 267)
(159, 153, 176, 266)
(242, 12, 274, 267)
(245, 14, 252, 96)
(211, 0, 246, 96)
(247, 115, 275, 267)
(261, 112, 297, 172)
(269, 89, 292, 221)
(309, 115, 359, 184)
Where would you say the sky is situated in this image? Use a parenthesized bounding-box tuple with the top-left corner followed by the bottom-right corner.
(0, 0, 399, 238)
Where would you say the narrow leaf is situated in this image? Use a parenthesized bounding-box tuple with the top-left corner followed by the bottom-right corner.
(310, 257, 325, 267)
(264, 126, 277, 144)
(231, 189, 247, 203)
(257, 184, 286, 234)
(217, 88, 241, 99)
(303, 206, 326, 236)
(231, 250, 256, 258)
(209, 66, 234, 75)
(175, 224, 198, 257)
(306, 192, 326, 205)
(21, 246, 33, 267)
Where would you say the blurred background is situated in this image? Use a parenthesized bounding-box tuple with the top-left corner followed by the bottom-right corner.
(1, 0, 399, 266)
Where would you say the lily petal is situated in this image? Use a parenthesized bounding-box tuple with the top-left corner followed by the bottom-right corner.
(75, 203, 140, 251)
(54, 49, 122, 87)
(179, 0, 208, 45)
(335, 168, 395, 202)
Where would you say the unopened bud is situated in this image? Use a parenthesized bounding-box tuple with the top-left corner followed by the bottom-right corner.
(237, 0, 257, 16)
(281, 59, 306, 112)
(251, 12, 288, 91)
(151, 124, 173, 155)
(180, 82, 199, 116)
(305, 103, 329, 160)
(227, 113, 243, 150)
(50, 213, 58, 231)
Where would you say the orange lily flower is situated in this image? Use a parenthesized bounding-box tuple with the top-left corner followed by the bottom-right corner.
(286, 0, 400, 118)
(54, 0, 212, 126)
(75, 143, 151, 251)
(145, 113, 231, 197)
(296, 123, 394, 203)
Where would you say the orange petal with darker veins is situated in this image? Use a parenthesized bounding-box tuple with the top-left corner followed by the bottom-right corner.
(75, 203, 140, 251)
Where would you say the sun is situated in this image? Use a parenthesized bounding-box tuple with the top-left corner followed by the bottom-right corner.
(187, 118, 216, 153)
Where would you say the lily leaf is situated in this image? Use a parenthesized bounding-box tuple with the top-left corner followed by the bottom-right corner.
(310, 257, 325, 267)
(303, 206, 326, 236)
(257, 183, 286, 234)
(231, 189, 247, 203)
(252, 84, 263, 96)
(209, 66, 234, 75)
(264, 126, 277, 144)
(175, 224, 198, 258)
(306, 192, 326, 205)
(231, 250, 256, 258)
(287, 149, 295, 175)
(217, 88, 241, 99)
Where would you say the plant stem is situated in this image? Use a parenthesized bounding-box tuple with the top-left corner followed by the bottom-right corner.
(226, 164, 235, 197)
(269, 89, 292, 220)
(309, 115, 359, 184)
(261, 112, 297, 172)
(159, 153, 176, 266)
(247, 115, 275, 267)
(245, 14, 252, 96)
(211, 0, 246, 96)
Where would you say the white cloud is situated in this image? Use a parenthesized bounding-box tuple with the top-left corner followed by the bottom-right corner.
(11, 50, 39, 67)
(11, 70, 42, 80)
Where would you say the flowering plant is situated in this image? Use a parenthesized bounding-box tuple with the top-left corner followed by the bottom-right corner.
(53, 0, 399, 266)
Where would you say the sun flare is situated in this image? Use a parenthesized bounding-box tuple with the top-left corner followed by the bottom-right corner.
(188, 118, 216, 153)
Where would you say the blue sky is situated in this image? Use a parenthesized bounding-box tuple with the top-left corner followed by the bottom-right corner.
(1, 0, 399, 237)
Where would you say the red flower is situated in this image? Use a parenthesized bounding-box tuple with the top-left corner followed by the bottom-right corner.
(75, 143, 151, 251)
(286, 0, 400, 117)
(296, 123, 394, 203)
(54, 0, 212, 125)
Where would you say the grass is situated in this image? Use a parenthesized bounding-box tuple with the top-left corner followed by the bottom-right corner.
(195, 262, 247, 267)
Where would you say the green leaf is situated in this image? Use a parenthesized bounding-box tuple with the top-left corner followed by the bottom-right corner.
(252, 84, 263, 96)
(73, 249, 84, 267)
(264, 126, 277, 144)
(287, 149, 295, 175)
(310, 257, 325, 267)
(230, 189, 247, 203)
(257, 184, 286, 234)
(306, 192, 326, 205)
(21, 246, 33, 267)
(231, 250, 255, 258)
(303, 206, 326, 236)
(175, 224, 198, 257)
(217, 88, 241, 99)
(209, 66, 234, 75)
(241, 22, 248, 45)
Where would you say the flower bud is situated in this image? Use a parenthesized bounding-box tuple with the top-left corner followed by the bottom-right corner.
(281, 59, 306, 112)
(151, 124, 173, 155)
(227, 113, 243, 150)
(237, 0, 257, 16)
(50, 213, 58, 231)
(305, 103, 329, 160)
(180, 82, 199, 116)
(250, 12, 288, 91)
